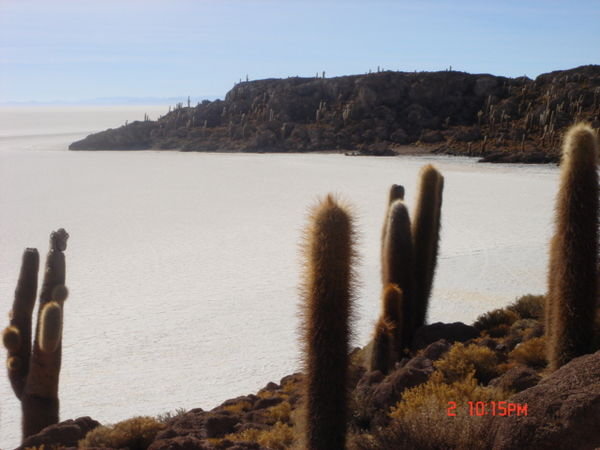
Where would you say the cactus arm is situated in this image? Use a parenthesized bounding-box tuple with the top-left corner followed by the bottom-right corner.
(382, 200, 414, 350)
(3, 248, 39, 399)
(412, 165, 443, 330)
(381, 185, 405, 284)
(381, 283, 403, 360)
(370, 318, 394, 374)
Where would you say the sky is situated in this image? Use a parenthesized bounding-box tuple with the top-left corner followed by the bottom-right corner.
(1, 0, 599, 104)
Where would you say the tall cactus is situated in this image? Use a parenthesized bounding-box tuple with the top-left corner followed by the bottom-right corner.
(381, 200, 414, 351)
(301, 195, 355, 450)
(378, 166, 444, 354)
(412, 165, 444, 330)
(2, 229, 69, 440)
(547, 124, 598, 371)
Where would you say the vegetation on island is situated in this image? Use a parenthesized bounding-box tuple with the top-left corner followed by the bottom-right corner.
(69, 66, 600, 165)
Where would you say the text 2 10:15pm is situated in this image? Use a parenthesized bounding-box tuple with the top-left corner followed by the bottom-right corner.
(447, 401, 528, 416)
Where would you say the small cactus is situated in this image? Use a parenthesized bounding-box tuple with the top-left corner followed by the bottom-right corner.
(3, 229, 69, 440)
(370, 318, 394, 374)
(547, 123, 598, 370)
(301, 195, 356, 450)
(381, 284, 403, 358)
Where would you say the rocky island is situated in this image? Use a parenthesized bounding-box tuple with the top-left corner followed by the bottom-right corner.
(70, 65, 600, 163)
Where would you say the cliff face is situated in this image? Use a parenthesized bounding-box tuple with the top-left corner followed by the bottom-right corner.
(69, 65, 600, 162)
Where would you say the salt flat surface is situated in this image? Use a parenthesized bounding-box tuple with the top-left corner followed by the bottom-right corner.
(0, 107, 557, 447)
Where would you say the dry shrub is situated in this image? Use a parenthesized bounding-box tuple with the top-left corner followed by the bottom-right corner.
(507, 295, 545, 320)
(349, 372, 509, 450)
(473, 308, 519, 337)
(508, 336, 547, 369)
(155, 407, 187, 424)
(79, 416, 165, 449)
(435, 343, 500, 383)
(265, 401, 292, 423)
(225, 421, 294, 449)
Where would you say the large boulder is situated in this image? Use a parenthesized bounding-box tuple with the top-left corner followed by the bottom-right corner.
(411, 322, 479, 351)
(19, 416, 100, 449)
(488, 365, 541, 392)
(487, 350, 600, 449)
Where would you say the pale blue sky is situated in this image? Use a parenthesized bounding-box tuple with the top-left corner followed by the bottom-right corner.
(1, 0, 599, 103)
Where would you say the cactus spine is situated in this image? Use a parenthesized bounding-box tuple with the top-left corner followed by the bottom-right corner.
(302, 195, 355, 450)
(412, 165, 444, 330)
(2, 229, 69, 440)
(547, 124, 598, 371)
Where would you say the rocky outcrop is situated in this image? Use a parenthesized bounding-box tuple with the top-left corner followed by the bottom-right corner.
(411, 321, 479, 351)
(487, 350, 600, 450)
(70, 66, 600, 163)
(19, 416, 100, 449)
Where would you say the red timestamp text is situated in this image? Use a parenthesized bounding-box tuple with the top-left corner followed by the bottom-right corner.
(447, 401, 528, 416)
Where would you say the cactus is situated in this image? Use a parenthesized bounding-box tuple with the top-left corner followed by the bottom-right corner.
(3, 229, 69, 440)
(380, 185, 405, 270)
(547, 123, 598, 371)
(381, 200, 414, 350)
(370, 318, 394, 374)
(379, 166, 444, 353)
(412, 165, 444, 330)
(381, 283, 403, 357)
(301, 195, 355, 450)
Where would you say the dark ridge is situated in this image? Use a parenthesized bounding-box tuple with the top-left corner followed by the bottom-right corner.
(69, 65, 600, 163)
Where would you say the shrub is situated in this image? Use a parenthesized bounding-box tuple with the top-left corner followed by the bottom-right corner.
(79, 416, 165, 449)
(509, 337, 547, 369)
(473, 308, 519, 337)
(225, 421, 294, 449)
(507, 295, 544, 320)
(434, 343, 500, 383)
(352, 371, 510, 450)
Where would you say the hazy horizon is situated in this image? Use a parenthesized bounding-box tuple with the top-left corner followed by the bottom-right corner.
(1, 0, 599, 104)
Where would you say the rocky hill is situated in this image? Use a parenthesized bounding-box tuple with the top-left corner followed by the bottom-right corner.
(70, 65, 600, 163)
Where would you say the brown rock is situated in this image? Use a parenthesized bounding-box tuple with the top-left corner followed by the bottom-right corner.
(488, 365, 541, 392)
(487, 351, 600, 449)
(19, 416, 100, 449)
(370, 355, 435, 409)
(411, 322, 479, 351)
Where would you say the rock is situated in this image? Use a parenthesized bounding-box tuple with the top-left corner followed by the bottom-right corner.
(369, 355, 435, 409)
(420, 130, 444, 143)
(390, 128, 409, 144)
(420, 339, 451, 361)
(411, 322, 479, 351)
(19, 416, 100, 449)
(203, 413, 239, 438)
(487, 351, 600, 449)
(489, 365, 541, 392)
